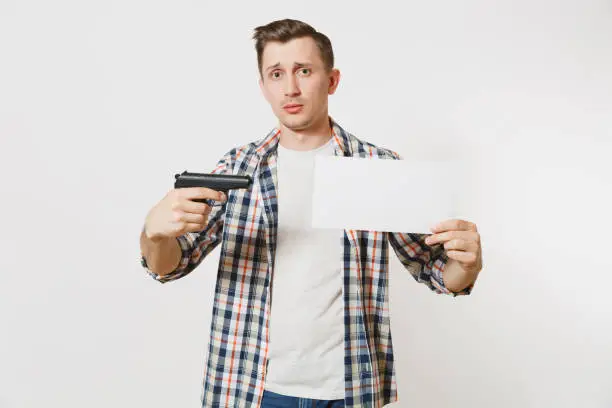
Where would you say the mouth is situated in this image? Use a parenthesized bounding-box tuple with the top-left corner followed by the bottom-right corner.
(283, 104, 303, 114)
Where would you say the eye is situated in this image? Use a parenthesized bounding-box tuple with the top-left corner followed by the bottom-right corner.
(270, 70, 282, 80)
(297, 68, 311, 76)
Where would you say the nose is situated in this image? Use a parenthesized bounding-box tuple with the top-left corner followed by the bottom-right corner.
(284, 74, 301, 97)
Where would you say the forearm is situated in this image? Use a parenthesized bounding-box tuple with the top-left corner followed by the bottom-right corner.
(442, 258, 479, 293)
(140, 227, 182, 277)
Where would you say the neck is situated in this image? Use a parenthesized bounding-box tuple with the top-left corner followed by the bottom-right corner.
(278, 114, 332, 151)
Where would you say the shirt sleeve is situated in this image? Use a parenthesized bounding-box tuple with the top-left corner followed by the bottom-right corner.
(388, 232, 473, 296)
(140, 149, 234, 284)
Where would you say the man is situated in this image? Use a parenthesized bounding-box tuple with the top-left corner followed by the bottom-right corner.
(140, 18, 482, 408)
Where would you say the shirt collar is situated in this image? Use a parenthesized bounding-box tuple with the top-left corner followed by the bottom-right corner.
(255, 116, 353, 158)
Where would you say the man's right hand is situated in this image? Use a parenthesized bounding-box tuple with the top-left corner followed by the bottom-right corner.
(144, 188, 227, 242)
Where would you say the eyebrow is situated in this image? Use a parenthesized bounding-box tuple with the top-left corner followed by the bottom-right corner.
(264, 62, 313, 72)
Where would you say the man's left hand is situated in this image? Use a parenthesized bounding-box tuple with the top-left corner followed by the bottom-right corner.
(424, 219, 483, 275)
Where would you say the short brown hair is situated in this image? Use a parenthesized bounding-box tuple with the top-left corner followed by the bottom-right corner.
(253, 19, 334, 77)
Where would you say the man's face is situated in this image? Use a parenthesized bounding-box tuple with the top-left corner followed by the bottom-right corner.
(259, 36, 340, 131)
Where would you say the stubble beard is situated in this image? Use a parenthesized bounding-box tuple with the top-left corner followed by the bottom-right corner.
(282, 115, 312, 131)
(280, 105, 326, 132)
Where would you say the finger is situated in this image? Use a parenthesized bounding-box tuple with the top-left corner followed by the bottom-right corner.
(442, 238, 479, 253)
(176, 211, 207, 224)
(178, 199, 211, 215)
(446, 250, 478, 264)
(178, 187, 226, 202)
(431, 219, 477, 233)
(425, 231, 478, 246)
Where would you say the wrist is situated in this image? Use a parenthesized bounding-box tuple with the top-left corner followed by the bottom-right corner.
(143, 224, 164, 243)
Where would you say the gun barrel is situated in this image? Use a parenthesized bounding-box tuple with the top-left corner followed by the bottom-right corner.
(174, 171, 253, 191)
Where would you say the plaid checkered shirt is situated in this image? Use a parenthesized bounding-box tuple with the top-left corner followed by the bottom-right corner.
(140, 117, 472, 407)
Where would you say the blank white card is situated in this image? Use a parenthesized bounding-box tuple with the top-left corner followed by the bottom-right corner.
(311, 156, 468, 234)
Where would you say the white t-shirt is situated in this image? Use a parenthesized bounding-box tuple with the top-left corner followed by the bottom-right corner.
(263, 136, 345, 400)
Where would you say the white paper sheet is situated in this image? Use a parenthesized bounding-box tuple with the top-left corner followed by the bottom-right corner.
(311, 156, 469, 233)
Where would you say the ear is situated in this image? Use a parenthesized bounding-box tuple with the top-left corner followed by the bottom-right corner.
(328, 68, 341, 95)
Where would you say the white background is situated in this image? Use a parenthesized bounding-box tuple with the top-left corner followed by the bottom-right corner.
(1, 0, 611, 407)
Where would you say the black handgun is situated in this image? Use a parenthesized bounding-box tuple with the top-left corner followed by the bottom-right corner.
(174, 171, 253, 204)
